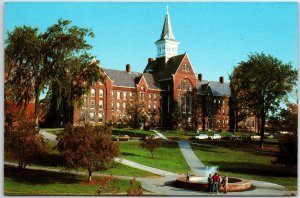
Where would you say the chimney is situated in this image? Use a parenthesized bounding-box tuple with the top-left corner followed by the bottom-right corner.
(220, 76, 224, 84)
(126, 64, 131, 73)
(148, 58, 154, 64)
(198, 73, 202, 81)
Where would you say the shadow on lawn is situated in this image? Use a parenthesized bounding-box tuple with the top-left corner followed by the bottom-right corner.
(214, 161, 297, 177)
(121, 152, 139, 157)
(4, 165, 82, 185)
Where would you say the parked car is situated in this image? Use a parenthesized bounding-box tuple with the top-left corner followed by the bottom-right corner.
(223, 135, 240, 140)
(250, 135, 260, 141)
(113, 135, 131, 141)
(195, 134, 209, 140)
(208, 134, 221, 140)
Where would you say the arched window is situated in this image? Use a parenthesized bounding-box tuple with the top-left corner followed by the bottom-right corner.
(91, 88, 95, 97)
(99, 89, 104, 97)
(99, 100, 103, 110)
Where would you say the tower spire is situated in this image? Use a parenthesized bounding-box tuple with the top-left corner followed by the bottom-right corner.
(166, 5, 169, 15)
(155, 6, 180, 60)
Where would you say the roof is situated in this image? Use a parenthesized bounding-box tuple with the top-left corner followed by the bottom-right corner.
(144, 53, 186, 80)
(102, 68, 161, 90)
(143, 73, 161, 90)
(197, 80, 231, 97)
(103, 68, 142, 88)
(156, 12, 177, 43)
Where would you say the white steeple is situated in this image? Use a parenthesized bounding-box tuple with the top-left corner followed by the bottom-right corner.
(155, 6, 180, 61)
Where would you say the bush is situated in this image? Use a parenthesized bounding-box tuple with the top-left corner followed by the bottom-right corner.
(127, 177, 143, 196)
(273, 134, 297, 167)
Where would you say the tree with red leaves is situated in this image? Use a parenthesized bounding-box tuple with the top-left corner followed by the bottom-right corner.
(56, 124, 120, 181)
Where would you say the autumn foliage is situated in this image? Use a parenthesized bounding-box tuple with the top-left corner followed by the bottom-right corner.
(140, 135, 161, 158)
(95, 175, 119, 195)
(4, 120, 48, 169)
(56, 124, 120, 181)
(127, 177, 143, 196)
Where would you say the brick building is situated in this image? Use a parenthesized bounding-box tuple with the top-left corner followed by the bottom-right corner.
(73, 9, 258, 132)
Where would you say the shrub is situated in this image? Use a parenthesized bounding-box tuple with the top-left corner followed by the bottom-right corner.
(273, 134, 297, 167)
(127, 177, 143, 196)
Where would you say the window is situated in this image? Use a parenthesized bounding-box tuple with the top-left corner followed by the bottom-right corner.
(117, 91, 120, 100)
(189, 96, 192, 113)
(123, 92, 127, 100)
(91, 89, 95, 97)
(154, 94, 157, 102)
(178, 82, 181, 90)
(130, 92, 132, 99)
(117, 114, 121, 122)
(99, 89, 104, 97)
(183, 79, 187, 90)
(98, 113, 103, 123)
(140, 92, 144, 101)
(111, 91, 114, 98)
(123, 103, 126, 110)
(99, 100, 103, 110)
(117, 102, 120, 111)
(83, 98, 86, 108)
(111, 102, 114, 110)
(154, 104, 157, 110)
(182, 64, 190, 72)
(81, 112, 86, 121)
(90, 100, 95, 109)
(149, 94, 152, 101)
(148, 104, 151, 112)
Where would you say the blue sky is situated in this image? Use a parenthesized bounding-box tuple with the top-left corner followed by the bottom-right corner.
(4, 2, 298, 82)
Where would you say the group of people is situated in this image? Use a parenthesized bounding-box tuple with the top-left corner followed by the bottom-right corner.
(208, 173, 228, 194)
(185, 171, 228, 194)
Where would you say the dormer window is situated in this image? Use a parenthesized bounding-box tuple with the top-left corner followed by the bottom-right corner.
(182, 64, 190, 72)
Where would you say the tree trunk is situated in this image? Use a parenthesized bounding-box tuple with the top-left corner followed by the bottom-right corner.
(88, 167, 92, 182)
(34, 91, 39, 133)
(259, 113, 266, 149)
(151, 152, 154, 159)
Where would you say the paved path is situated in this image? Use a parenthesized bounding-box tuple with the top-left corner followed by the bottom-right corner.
(115, 158, 177, 176)
(178, 140, 211, 176)
(39, 129, 57, 141)
(151, 130, 168, 140)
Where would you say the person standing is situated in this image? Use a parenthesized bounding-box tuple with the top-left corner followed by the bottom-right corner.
(186, 171, 190, 182)
(223, 176, 229, 194)
(212, 172, 220, 194)
(207, 174, 212, 193)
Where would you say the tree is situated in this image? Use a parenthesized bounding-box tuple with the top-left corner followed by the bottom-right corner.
(230, 53, 297, 148)
(4, 120, 48, 169)
(42, 19, 102, 126)
(5, 19, 102, 129)
(140, 135, 161, 158)
(5, 26, 45, 130)
(125, 89, 144, 129)
(56, 124, 120, 181)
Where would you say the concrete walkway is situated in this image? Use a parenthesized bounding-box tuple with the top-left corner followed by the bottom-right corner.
(151, 130, 168, 140)
(39, 129, 57, 141)
(178, 140, 210, 176)
(115, 158, 177, 176)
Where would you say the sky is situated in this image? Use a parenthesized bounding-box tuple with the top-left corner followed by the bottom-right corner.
(4, 2, 298, 82)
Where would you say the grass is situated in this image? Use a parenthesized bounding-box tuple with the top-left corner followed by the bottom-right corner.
(4, 165, 136, 195)
(191, 140, 297, 190)
(118, 141, 190, 174)
(112, 128, 155, 137)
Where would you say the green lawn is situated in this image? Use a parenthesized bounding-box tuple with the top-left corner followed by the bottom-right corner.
(191, 140, 297, 190)
(112, 128, 155, 137)
(118, 141, 190, 174)
(4, 165, 136, 195)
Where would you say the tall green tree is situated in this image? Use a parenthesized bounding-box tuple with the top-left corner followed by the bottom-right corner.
(42, 19, 102, 126)
(230, 53, 297, 148)
(5, 26, 45, 130)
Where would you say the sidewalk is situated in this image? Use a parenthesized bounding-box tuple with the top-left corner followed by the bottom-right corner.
(178, 140, 208, 176)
